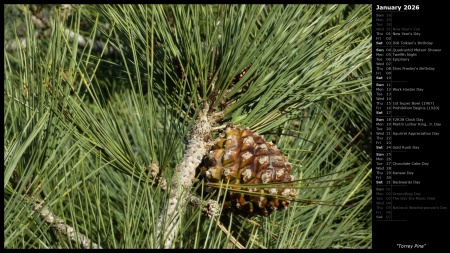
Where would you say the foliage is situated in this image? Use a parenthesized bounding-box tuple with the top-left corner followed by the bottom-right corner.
(4, 4, 372, 249)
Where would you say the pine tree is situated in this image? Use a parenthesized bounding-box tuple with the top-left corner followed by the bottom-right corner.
(4, 4, 372, 249)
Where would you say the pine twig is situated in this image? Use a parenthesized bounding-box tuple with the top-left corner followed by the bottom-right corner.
(188, 195, 244, 249)
(216, 219, 245, 249)
(5, 5, 115, 56)
(32, 198, 102, 249)
(156, 103, 212, 248)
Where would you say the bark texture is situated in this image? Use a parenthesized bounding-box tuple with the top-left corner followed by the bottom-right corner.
(156, 103, 211, 248)
(33, 198, 102, 249)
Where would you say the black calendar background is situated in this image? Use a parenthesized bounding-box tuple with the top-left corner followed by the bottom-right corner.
(372, 1, 449, 250)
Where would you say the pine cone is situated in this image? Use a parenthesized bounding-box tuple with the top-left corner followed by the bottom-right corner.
(198, 127, 297, 217)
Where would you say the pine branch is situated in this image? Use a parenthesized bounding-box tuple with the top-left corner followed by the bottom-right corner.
(5, 4, 115, 56)
(31, 198, 102, 249)
(156, 103, 212, 248)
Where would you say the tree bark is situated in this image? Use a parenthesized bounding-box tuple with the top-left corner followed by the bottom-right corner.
(156, 103, 211, 248)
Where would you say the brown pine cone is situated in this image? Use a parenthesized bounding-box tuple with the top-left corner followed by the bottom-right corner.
(198, 127, 297, 217)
